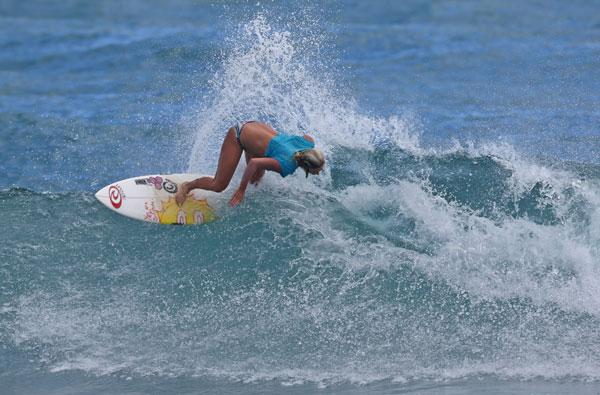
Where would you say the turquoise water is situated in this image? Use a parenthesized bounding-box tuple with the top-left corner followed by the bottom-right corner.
(2, 1, 600, 393)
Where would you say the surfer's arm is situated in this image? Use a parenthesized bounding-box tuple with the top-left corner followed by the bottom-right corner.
(229, 158, 281, 207)
(303, 134, 314, 143)
(244, 151, 263, 185)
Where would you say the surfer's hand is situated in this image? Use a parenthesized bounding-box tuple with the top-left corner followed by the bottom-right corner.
(250, 169, 264, 186)
(175, 182, 189, 206)
(229, 187, 245, 207)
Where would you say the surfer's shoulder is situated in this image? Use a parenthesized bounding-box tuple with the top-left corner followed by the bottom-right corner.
(302, 134, 314, 143)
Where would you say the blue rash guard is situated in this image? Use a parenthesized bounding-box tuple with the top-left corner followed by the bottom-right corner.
(265, 133, 315, 177)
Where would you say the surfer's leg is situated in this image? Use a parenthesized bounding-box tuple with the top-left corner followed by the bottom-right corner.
(184, 128, 242, 193)
(210, 127, 244, 191)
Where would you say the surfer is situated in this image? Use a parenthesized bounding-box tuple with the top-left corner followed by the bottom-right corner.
(175, 121, 325, 207)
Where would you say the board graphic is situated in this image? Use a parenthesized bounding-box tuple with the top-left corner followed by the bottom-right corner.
(95, 174, 221, 225)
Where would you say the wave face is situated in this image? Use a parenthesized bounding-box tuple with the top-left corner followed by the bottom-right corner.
(2, 1, 600, 393)
(4, 146, 600, 386)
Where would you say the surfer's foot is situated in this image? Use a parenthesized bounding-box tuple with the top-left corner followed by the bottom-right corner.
(175, 182, 189, 206)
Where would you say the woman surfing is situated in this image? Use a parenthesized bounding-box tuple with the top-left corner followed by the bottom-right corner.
(175, 121, 325, 207)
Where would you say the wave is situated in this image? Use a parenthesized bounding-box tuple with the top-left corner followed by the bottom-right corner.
(3, 13, 600, 388)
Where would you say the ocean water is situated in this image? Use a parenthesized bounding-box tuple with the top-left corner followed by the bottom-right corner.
(1, 1, 600, 394)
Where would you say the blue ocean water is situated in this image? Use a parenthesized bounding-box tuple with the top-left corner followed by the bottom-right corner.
(1, 1, 600, 394)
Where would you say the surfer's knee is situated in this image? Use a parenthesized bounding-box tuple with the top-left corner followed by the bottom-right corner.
(211, 180, 229, 192)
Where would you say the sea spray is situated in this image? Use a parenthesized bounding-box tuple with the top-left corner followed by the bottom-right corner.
(3, 8, 600, 390)
(186, 15, 420, 175)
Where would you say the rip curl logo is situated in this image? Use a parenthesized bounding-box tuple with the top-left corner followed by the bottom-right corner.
(162, 179, 177, 194)
(109, 185, 123, 209)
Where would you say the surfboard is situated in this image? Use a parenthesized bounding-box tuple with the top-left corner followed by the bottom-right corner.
(95, 174, 222, 225)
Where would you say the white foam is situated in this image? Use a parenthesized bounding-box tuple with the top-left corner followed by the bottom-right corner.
(183, 8, 600, 353)
(8, 12, 600, 389)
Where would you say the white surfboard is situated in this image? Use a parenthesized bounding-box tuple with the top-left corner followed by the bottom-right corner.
(95, 174, 222, 225)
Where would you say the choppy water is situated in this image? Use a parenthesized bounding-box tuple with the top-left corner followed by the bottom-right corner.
(2, 1, 600, 394)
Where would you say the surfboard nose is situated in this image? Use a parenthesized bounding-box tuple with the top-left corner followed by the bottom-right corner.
(94, 185, 111, 209)
(94, 185, 105, 198)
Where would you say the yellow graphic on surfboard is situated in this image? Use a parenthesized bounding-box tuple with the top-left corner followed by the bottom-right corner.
(144, 197, 216, 225)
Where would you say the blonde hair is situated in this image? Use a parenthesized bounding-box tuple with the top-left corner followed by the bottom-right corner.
(295, 149, 325, 177)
